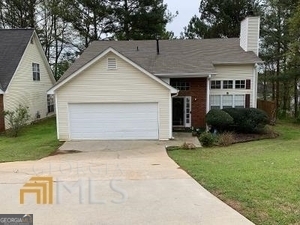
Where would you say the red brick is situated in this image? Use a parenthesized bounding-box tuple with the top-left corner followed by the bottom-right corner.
(172, 78, 207, 128)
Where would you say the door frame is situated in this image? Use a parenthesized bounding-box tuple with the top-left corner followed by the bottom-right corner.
(172, 96, 192, 128)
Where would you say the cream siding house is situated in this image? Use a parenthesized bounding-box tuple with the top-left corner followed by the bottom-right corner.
(0, 29, 55, 131)
(49, 16, 262, 141)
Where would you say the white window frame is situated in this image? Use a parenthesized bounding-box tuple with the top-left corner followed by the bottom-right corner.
(222, 80, 233, 89)
(210, 80, 221, 89)
(235, 80, 246, 89)
(32, 63, 40, 81)
(210, 94, 245, 109)
(170, 81, 190, 91)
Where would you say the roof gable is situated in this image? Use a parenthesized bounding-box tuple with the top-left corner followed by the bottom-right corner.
(0, 29, 34, 91)
(48, 47, 178, 94)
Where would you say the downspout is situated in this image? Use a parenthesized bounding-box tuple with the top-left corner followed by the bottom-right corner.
(169, 90, 179, 140)
(206, 74, 211, 131)
(206, 74, 211, 113)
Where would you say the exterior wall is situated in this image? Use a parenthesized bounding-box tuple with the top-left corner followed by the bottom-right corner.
(56, 52, 171, 140)
(0, 95, 4, 132)
(240, 17, 260, 56)
(173, 78, 207, 128)
(210, 64, 256, 108)
(3, 34, 54, 128)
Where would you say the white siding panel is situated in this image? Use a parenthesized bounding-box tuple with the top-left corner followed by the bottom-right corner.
(210, 65, 256, 108)
(3, 35, 54, 128)
(56, 53, 171, 140)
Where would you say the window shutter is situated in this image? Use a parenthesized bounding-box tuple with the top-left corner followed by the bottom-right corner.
(246, 79, 251, 89)
(245, 94, 250, 108)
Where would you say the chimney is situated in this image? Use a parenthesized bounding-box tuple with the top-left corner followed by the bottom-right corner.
(240, 17, 260, 56)
(156, 39, 160, 55)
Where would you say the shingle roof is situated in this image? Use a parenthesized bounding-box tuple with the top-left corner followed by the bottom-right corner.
(0, 29, 34, 91)
(58, 38, 262, 84)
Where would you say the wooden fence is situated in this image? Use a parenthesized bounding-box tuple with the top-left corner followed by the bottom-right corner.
(257, 99, 277, 124)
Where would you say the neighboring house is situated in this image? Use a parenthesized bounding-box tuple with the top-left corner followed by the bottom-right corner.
(0, 29, 56, 132)
(48, 17, 262, 141)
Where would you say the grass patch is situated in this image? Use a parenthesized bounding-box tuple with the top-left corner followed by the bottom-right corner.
(0, 117, 62, 163)
(168, 121, 300, 225)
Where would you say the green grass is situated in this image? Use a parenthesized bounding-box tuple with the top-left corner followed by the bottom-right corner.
(0, 117, 62, 163)
(168, 121, 300, 225)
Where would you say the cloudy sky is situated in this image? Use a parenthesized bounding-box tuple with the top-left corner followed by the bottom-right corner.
(165, 0, 200, 37)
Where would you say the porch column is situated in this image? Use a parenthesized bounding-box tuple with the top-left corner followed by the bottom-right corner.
(206, 75, 211, 113)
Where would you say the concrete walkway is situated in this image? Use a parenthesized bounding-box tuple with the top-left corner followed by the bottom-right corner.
(0, 140, 254, 225)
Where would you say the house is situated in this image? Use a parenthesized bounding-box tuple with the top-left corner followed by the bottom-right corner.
(0, 29, 56, 132)
(48, 17, 262, 141)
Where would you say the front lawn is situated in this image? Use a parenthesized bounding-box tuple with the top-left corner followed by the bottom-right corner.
(168, 121, 300, 225)
(0, 117, 62, 163)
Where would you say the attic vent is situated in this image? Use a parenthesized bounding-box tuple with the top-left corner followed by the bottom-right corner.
(30, 37, 34, 44)
(107, 58, 117, 70)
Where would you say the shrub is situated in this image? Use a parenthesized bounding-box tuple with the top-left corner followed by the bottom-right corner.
(205, 109, 234, 132)
(217, 132, 235, 146)
(223, 108, 269, 133)
(199, 132, 216, 147)
(3, 105, 30, 137)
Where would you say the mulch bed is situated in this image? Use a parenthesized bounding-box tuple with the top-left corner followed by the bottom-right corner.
(232, 132, 279, 144)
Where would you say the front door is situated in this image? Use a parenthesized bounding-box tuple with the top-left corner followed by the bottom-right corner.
(172, 96, 191, 127)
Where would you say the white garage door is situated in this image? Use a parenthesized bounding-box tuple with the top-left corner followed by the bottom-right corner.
(69, 103, 159, 140)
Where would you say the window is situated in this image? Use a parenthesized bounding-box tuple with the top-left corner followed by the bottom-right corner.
(235, 80, 245, 89)
(223, 80, 233, 89)
(235, 95, 245, 108)
(210, 95, 221, 109)
(211, 80, 221, 89)
(107, 58, 117, 70)
(210, 94, 245, 109)
(32, 63, 40, 81)
(170, 81, 190, 91)
(222, 95, 233, 108)
(47, 95, 55, 113)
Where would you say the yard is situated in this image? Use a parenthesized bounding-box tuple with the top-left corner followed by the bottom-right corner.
(168, 121, 300, 225)
(0, 117, 62, 163)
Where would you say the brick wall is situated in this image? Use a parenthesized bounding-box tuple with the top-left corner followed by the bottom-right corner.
(173, 78, 207, 128)
(0, 95, 4, 132)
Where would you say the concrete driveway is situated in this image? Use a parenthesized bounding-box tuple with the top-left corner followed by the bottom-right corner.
(0, 140, 254, 225)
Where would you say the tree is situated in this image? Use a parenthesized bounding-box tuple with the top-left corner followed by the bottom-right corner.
(0, 0, 38, 28)
(3, 105, 30, 137)
(108, 0, 174, 40)
(184, 0, 261, 38)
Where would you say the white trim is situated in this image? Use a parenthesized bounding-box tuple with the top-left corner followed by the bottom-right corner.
(55, 94, 59, 140)
(48, 47, 178, 94)
(212, 61, 263, 65)
(155, 73, 216, 78)
(253, 65, 257, 108)
(206, 78, 210, 113)
(0, 90, 3, 94)
(32, 32, 56, 84)
(169, 94, 173, 139)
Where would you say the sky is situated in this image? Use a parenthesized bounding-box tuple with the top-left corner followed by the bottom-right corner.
(164, 0, 200, 37)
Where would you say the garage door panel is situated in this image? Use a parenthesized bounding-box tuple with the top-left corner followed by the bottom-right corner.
(69, 103, 159, 140)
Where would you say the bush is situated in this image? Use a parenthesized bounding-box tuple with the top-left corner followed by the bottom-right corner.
(223, 108, 269, 133)
(217, 132, 235, 146)
(205, 109, 234, 132)
(199, 132, 216, 147)
(3, 105, 30, 137)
